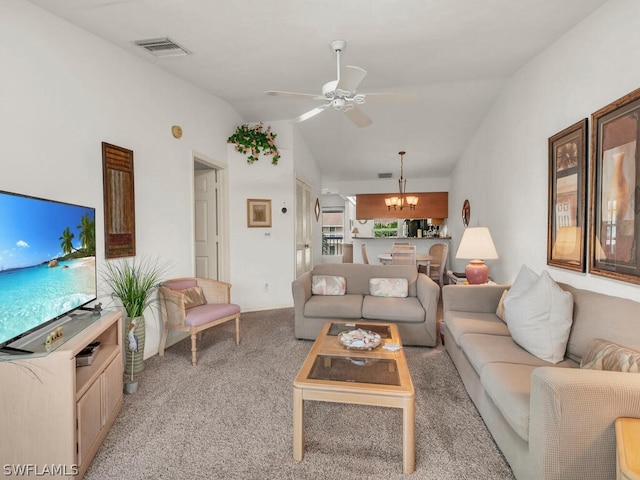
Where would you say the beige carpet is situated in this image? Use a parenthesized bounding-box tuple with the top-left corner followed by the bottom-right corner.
(85, 308, 515, 480)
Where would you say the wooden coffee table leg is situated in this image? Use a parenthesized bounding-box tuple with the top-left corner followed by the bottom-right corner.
(293, 387, 304, 461)
(403, 396, 416, 474)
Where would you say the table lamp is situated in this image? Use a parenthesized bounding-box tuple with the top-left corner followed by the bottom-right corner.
(351, 227, 359, 237)
(455, 227, 499, 284)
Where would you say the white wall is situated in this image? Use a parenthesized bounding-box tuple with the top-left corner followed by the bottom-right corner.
(0, 1, 243, 357)
(448, 0, 640, 302)
(228, 122, 295, 311)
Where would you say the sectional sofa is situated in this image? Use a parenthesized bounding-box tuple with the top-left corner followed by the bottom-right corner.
(443, 280, 640, 480)
(292, 263, 440, 346)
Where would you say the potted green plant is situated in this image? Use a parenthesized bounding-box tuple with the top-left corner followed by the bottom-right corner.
(101, 257, 166, 376)
(227, 122, 280, 164)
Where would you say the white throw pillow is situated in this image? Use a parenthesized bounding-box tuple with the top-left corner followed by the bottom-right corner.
(369, 278, 409, 298)
(503, 269, 574, 364)
(311, 275, 346, 295)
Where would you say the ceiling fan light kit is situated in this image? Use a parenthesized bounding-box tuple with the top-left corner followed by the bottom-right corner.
(265, 40, 408, 128)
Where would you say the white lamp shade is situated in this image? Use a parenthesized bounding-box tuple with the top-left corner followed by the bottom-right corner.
(455, 227, 499, 260)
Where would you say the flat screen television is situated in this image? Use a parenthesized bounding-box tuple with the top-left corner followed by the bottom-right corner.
(0, 190, 97, 353)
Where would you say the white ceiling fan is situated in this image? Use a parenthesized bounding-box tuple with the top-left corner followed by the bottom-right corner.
(265, 40, 411, 128)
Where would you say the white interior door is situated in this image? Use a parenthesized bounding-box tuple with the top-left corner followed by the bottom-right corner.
(296, 179, 313, 278)
(194, 165, 219, 279)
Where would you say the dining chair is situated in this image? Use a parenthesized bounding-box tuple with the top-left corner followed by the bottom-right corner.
(427, 243, 449, 286)
(361, 243, 370, 264)
(392, 245, 416, 266)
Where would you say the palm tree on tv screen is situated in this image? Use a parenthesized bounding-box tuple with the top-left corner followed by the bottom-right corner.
(77, 213, 95, 254)
(59, 227, 75, 255)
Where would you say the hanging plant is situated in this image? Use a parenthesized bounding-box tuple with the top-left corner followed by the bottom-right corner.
(227, 123, 280, 165)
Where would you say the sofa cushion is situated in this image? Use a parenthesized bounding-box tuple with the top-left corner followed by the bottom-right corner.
(580, 338, 640, 373)
(495, 289, 508, 322)
(444, 311, 511, 347)
(504, 269, 574, 364)
(311, 275, 346, 295)
(304, 294, 363, 319)
(460, 333, 578, 376)
(480, 363, 540, 442)
(369, 278, 408, 298)
(362, 295, 425, 323)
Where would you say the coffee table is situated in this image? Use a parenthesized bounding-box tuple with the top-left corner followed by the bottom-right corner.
(293, 321, 415, 473)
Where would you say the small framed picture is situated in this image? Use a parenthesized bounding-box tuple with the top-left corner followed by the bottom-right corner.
(247, 199, 272, 228)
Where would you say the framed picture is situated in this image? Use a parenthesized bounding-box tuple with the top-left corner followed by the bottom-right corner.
(547, 119, 588, 272)
(247, 199, 272, 228)
(590, 87, 640, 284)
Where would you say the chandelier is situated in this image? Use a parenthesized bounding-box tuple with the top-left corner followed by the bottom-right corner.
(385, 151, 418, 210)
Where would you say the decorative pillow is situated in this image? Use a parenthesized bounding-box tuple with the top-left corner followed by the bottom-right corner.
(369, 278, 409, 298)
(182, 286, 207, 309)
(495, 289, 508, 322)
(311, 275, 346, 296)
(503, 269, 574, 364)
(580, 338, 640, 373)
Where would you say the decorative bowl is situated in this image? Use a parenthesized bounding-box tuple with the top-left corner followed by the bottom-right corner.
(338, 328, 382, 350)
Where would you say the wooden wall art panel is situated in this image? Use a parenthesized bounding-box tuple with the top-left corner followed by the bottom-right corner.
(102, 142, 136, 258)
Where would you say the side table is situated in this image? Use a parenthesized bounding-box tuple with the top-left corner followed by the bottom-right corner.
(616, 417, 640, 480)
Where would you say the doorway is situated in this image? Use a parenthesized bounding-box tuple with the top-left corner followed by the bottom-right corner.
(193, 155, 227, 280)
(295, 178, 313, 278)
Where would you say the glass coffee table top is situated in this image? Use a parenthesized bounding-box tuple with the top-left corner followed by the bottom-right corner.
(308, 354, 400, 386)
(327, 322, 392, 338)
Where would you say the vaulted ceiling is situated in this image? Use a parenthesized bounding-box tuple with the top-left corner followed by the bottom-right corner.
(28, 0, 608, 182)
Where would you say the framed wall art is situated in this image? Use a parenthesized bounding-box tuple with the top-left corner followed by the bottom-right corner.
(247, 198, 272, 227)
(590, 87, 640, 284)
(547, 119, 588, 272)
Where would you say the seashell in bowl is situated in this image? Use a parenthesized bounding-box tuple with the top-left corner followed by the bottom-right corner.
(338, 328, 382, 350)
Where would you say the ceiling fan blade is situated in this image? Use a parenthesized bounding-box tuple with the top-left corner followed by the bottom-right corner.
(291, 105, 330, 124)
(337, 66, 367, 92)
(360, 92, 418, 105)
(264, 90, 318, 100)
(343, 105, 373, 128)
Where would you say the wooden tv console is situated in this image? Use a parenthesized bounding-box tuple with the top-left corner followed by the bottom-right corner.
(0, 310, 123, 479)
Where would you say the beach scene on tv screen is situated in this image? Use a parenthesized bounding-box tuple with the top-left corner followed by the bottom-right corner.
(0, 193, 96, 346)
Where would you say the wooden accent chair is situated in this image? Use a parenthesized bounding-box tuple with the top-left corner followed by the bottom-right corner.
(158, 277, 240, 365)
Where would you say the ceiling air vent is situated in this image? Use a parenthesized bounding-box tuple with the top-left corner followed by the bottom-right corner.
(134, 37, 190, 57)
(378, 172, 393, 179)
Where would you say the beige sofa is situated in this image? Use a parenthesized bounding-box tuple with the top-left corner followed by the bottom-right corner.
(292, 263, 440, 346)
(443, 283, 640, 480)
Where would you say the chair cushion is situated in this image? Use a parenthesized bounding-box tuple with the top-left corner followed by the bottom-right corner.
(182, 286, 207, 309)
(369, 278, 408, 298)
(311, 275, 346, 295)
(580, 338, 640, 373)
(185, 303, 240, 327)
